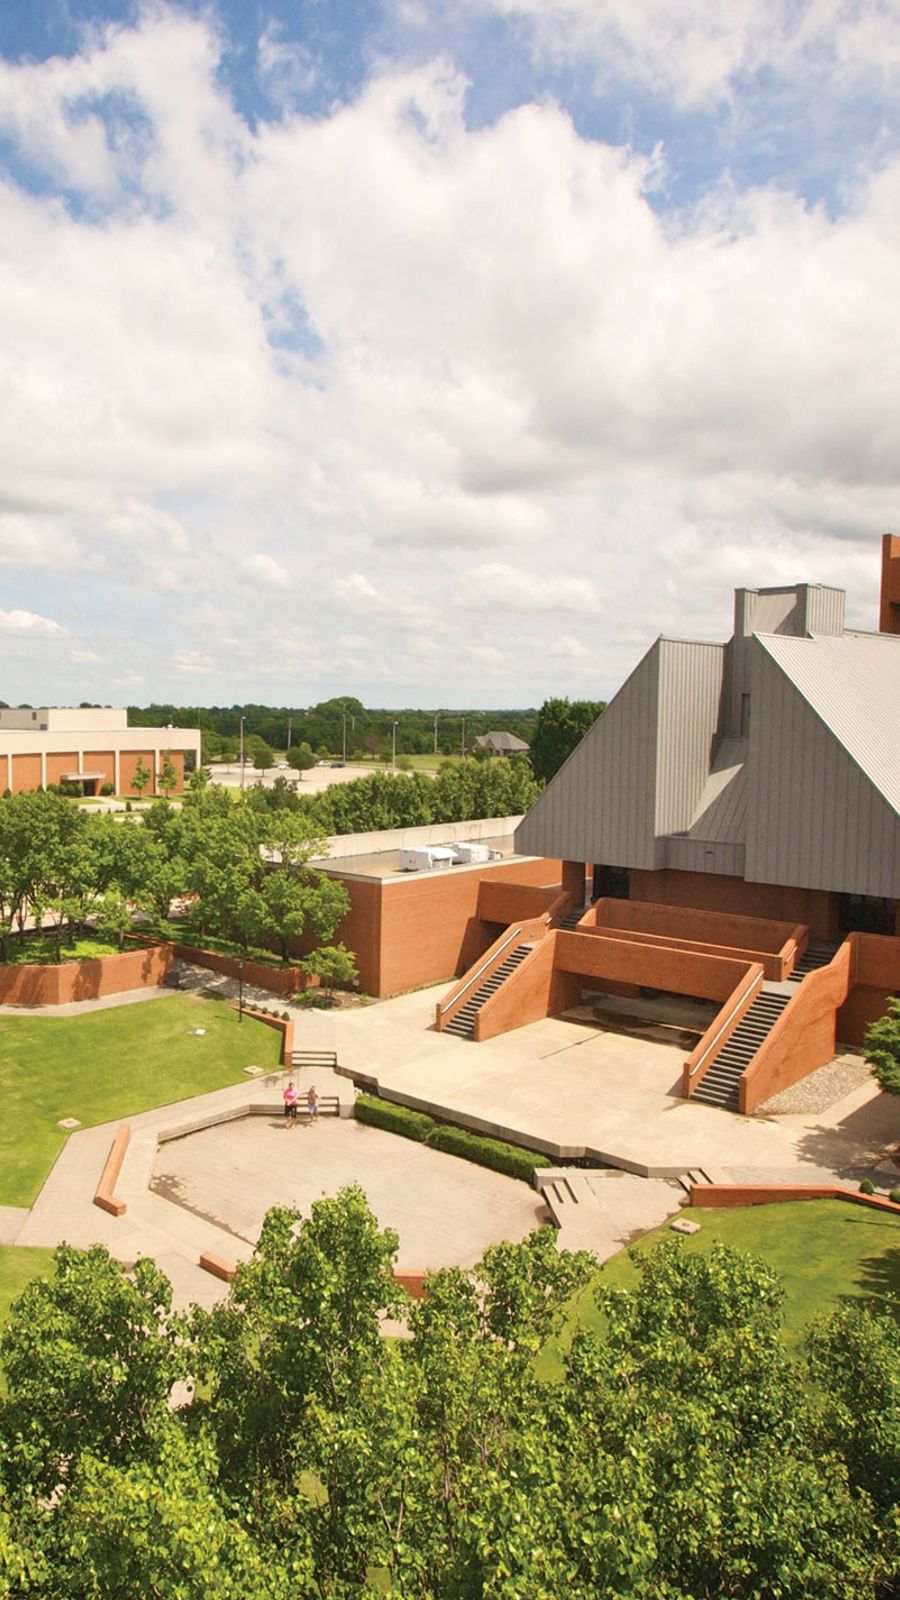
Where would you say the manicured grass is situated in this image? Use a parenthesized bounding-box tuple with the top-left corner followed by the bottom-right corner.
(2, 935, 120, 966)
(0, 995, 282, 1206)
(0, 1247, 54, 1327)
(540, 1199, 900, 1377)
(139, 920, 292, 968)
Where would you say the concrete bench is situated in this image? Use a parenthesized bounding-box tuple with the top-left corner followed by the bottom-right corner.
(199, 1252, 237, 1281)
(94, 1124, 130, 1216)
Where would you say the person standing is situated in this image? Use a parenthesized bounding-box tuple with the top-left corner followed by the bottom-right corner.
(283, 1080, 298, 1126)
(307, 1084, 320, 1122)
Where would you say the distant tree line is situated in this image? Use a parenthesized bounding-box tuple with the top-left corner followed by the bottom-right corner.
(127, 697, 540, 765)
(245, 759, 539, 834)
(125, 695, 607, 782)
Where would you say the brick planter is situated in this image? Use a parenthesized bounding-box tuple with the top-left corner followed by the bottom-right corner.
(0, 943, 172, 1006)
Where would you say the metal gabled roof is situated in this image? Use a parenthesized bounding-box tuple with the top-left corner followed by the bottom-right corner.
(755, 630, 900, 816)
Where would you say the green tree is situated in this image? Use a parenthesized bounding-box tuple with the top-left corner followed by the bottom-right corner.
(157, 749, 179, 797)
(130, 755, 152, 797)
(864, 996, 900, 1096)
(286, 741, 315, 772)
(529, 696, 606, 784)
(300, 941, 358, 999)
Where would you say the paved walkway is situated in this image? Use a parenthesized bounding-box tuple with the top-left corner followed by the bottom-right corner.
(2, 972, 897, 1312)
(321, 986, 899, 1182)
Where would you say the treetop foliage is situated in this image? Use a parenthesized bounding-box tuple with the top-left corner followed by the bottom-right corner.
(0, 1188, 896, 1598)
(528, 697, 607, 785)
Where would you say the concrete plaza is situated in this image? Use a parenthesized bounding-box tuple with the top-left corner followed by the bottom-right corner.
(1, 974, 897, 1312)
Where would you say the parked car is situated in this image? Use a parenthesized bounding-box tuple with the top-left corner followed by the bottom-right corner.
(330, 761, 346, 768)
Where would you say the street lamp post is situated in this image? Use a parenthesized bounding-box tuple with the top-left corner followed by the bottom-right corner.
(392, 720, 398, 770)
(239, 715, 245, 791)
(342, 712, 347, 763)
(433, 711, 438, 755)
(238, 957, 244, 1022)
(460, 715, 466, 759)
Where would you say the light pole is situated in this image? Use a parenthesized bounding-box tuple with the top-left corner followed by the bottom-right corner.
(238, 956, 244, 1022)
(460, 715, 466, 759)
(342, 712, 347, 763)
(392, 720, 398, 770)
(286, 715, 292, 752)
(433, 711, 438, 755)
(239, 715, 245, 791)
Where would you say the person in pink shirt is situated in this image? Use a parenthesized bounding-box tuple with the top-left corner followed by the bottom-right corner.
(283, 1080, 298, 1127)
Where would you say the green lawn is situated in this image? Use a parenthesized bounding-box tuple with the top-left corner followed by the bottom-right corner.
(2, 935, 120, 966)
(0, 995, 282, 1206)
(0, 1247, 54, 1327)
(539, 1199, 900, 1377)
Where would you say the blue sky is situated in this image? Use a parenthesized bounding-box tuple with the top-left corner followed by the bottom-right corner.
(0, 1, 898, 707)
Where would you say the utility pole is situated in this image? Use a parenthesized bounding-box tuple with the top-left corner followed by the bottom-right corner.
(342, 712, 347, 763)
(287, 715, 292, 751)
(460, 715, 465, 759)
(433, 711, 438, 755)
(392, 720, 398, 770)
(239, 714, 245, 790)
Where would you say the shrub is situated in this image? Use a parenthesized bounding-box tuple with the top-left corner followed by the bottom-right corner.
(890, 1187, 900, 1205)
(1, 787, 10, 800)
(859, 1178, 876, 1195)
(353, 1094, 551, 1181)
(100, 781, 114, 795)
(125, 800, 132, 813)
(282, 1011, 289, 1021)
(354, 1095, 436, 1142)
(425, 1124, 551, 1182)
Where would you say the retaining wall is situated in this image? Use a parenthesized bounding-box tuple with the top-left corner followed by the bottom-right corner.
(0, 942, 172, 1005)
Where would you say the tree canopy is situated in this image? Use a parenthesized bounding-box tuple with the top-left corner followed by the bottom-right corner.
(864, 996, 900, 1096)
(0, 1189, 895, 1597)
(528, 697, 606, 784)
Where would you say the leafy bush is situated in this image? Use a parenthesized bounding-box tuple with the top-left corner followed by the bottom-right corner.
(425, 1123, 551, 1182)
(859, 1178, 876, 1195)
(353, 1094, 552, 1180)
(890, 1188, 900, 1205)
(354, 1095, 436, 1142)
(100, 781, 115, 795)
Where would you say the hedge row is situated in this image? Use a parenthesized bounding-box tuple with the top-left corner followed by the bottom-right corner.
(354, 1094, 551, 1183)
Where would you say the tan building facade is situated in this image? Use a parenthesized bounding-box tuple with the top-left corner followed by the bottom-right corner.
(0, 707, 200, 797)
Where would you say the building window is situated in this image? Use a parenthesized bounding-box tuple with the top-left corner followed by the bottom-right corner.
(838, 895, 896, 936)
(593, 864, 630, 901)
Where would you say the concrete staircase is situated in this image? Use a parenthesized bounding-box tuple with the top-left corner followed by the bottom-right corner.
(443, 944, 532, 1039)
(786, 941, 840, 983)
(691, 988, 791, 1110)
(557, 904, 588, 930)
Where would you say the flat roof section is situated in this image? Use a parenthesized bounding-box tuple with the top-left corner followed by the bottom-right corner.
(318, 836, 524, 881)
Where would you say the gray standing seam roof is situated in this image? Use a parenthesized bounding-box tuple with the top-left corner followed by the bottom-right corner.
(755, 631, 900, 816)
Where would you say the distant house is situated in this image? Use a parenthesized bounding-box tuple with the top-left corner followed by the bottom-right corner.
(473, 731, 530, 755)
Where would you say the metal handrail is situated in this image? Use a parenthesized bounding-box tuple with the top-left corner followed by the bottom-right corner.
(688, 969, 764, 1078)
(438, 925, 524, 1016)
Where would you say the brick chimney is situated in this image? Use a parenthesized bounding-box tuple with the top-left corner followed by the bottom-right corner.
(880, 533, 900, 635)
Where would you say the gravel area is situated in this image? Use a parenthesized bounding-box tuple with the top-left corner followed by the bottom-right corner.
(755, 1053, 873, 1116)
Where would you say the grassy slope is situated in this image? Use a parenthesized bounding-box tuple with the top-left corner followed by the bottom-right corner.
(0, 994, 281, 1206)
(539, 1198, 900, 1378)
(0, 1247, 54, 1326)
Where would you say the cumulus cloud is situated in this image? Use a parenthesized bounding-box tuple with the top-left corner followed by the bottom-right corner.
(0, 609, 65, 636)
(464, 0, 900, 108)
(238, 553, 293, 589)
(0, 7, 898, 705)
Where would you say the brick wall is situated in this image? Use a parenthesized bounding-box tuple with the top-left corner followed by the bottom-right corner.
(0, 943, 172, 1005)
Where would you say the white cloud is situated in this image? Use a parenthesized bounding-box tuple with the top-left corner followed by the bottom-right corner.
(172, 648, 215, 674)
(460, 563, 595, 612)
(0, 609, 65, 636)
(238, 553, 293, 589)
(0, 11, 899, 704)
(69, 648, 103, 663)
(463, 0, 900, 108)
